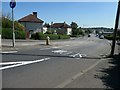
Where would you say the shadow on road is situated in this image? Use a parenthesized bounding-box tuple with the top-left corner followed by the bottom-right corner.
(94, 54, 120, 89)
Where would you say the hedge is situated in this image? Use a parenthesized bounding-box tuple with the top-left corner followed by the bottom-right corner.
(104, 35, 120, 40)
(58, 35, 70, 39)
(2, 28, 26, 39)
(31, 32, 70, 40)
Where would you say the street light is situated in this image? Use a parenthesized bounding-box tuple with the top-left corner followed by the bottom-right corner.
(10, 0, 16, 47)
(110, 0, 120, 56)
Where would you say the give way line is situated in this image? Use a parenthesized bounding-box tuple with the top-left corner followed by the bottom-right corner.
(0, 58, 50, 70)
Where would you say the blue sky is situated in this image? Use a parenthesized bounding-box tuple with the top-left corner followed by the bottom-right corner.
(2, 2, 118, 28)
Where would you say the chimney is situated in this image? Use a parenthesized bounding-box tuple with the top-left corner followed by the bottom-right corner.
(64, 21, 66, 26)
(51, 22, 53, 25)
(33, 12, 37, 18)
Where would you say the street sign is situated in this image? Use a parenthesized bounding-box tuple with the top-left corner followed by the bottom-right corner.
(10, 0, 16, 8)
(10, 0, 16, 47)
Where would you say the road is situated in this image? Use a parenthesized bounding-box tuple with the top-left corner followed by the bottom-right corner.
(2, 34, 111, 88)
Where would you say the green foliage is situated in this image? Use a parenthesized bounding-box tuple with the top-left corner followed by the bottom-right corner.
(31, 32, 70, 40)
(2, 28, 26, 39)
(44, 23, 50, 28)
(104, 35, 120, 40)
(2, 18, 12, 28)
(15, 30, 26, 39)
(95, 30, 99, 34)
(45, 30, 53, 34)
(2, 28, 13, 39)
(58, 35, 70, 39)
(85, 29, 92, 34)
(0, 29, 2, 35)
(70, 22, 85, 36)
(32, 32, 46, 40)
(2, 18, 25, 31)
(71, 22, 78, 29)
(14, 21, 25, 31)
(48, 34, 59, 40)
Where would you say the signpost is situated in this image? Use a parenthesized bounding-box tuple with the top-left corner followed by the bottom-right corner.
(10, 0, 16, 47)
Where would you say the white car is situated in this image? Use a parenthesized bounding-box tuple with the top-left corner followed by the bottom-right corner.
(99, 35, 104, 39)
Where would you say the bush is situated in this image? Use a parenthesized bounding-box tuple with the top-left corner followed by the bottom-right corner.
(15, 30, 26, 39)
(45, 31, 53, 34)
(2, 28, 26, 39)
(31, 32, 70, 40)
(2, 28, 13, 39)
(58, 35, 70, 39)
(2, 18, 25, 31)
(31, 33, 36, 39)
(104, 35, 120, 40)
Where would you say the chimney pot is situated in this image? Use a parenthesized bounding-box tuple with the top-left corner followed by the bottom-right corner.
(33, 12, 37, 17)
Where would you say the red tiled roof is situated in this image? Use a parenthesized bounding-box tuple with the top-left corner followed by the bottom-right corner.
(18, 14, 44, 23)
(51, 23, 71, 28)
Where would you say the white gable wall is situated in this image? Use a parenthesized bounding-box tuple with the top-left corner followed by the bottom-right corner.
(67, 28, 72, 35)
(20, 22, 43, 33)
(43, 27, 47, 34)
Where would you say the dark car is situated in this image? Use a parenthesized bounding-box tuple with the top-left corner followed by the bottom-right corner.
(88, 34, 91, 37)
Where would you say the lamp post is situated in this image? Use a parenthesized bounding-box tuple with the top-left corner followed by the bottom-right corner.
(10, 0, 16, 47)
(110, 0, 120, 56)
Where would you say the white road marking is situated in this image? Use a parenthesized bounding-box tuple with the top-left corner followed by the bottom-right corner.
(62, 52, 72, 55)
(1, 51, 18, 54)
(65, 45, 70, 46)
(70, 53, 82, 58)
(40, 47, 59, 50)
(40, 48, 51, 50)
(70, 53, 87, 58)
(52, 47, 59, 49)
(0, 58, 50, 70)
(52, 50, 68, 54)
(52, 50, 87, 58)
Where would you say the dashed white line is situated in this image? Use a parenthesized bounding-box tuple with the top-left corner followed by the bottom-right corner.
(40, 48, 51, 50)
(52, 50, 68, 54)
(0, 58, 50, 70)
(40, 47, 59, 50)
(65, 45, 70, 46)
(1, 51, 18, 54)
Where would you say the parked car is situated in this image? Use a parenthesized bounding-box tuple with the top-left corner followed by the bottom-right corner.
(88, 34, 91, 37)
(99, 35, 104, 39)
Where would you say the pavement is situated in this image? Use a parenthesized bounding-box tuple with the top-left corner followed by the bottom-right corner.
(1, 34, 120, 89)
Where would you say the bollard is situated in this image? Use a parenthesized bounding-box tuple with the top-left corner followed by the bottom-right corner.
(46, 36, 50, 45)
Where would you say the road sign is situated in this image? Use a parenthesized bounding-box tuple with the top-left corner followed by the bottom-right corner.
(10, 0, 16, 8)
(10, 0, 16, 47)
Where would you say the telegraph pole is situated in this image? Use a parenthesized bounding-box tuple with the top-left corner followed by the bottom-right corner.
(110, 0, 120, 56)
(10, 0, 16, 47)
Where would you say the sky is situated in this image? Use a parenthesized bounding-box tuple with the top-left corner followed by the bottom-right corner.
(2, 2, 118, 28)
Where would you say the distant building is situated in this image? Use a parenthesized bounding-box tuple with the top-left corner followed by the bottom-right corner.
(43, 22, 72, 35)
(18, 12, 44, 39)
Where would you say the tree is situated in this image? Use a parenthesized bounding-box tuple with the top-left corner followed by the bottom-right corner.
(2, 12, 11, 20)
(71, 22, 78, 29)
(70, 22, 78, 35)
(44, 23, 50, 28)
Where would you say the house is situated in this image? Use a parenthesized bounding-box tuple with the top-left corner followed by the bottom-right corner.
(43, 22, 72, 35)
(43, 23, 50, 34)
(18, 12, 44, 38)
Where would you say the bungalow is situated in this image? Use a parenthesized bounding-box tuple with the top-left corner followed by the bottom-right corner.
(18, 12, 44, 38)
(43, 22, 72, 35)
